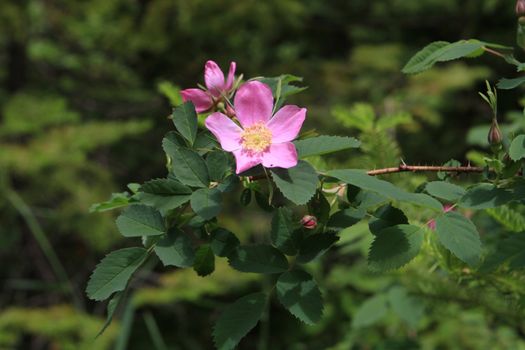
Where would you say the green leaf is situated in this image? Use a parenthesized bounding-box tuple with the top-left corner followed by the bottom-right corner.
(194, 131, 219, 154)
(328, 169, 442, 211)
(213, 293, 267, 350)
(90, 192, 132, 213)
(276, 270, 323, 325)
(387, 287, 424, 329)
(402, 40, 485, 74)
(271, 207, 298, 255)
(308, 190, 331, 225)
(327, 208, 366, 231)
(193, 244, 215, 277)
(271, 161, 318, 205)
(459, 183, 514, 209)
(497, 76, 525, 90)
(138, 178, 192, 213)
(294, 136, 360, 158)
(96, 291, 124, 338)
(425, 181, 466, 202)
(190, 188, 223, 220)
(297, 232, 339, 264)
(368, 225, 423, 272)
(172, 101, 198, 145)
(510, 135, 525, 161)
(352, 294, 389, 329)
(369, 205, 408, 235)
(116, 205, 165, 237)
(154, 228, 195, 268)
(206, 151, 233, 181)
(140, 178, 192, 195)
(435, 212, 482, 267)
(163, 135, 209, 187)
(229, 245, 289, 274)
(210, 228, 240, 257)
(86, 247, 148, 301)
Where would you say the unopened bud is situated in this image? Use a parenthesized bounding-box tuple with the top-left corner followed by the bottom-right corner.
(488, 119, 502, 145)
(225, 104, 236, 118)
(517, 0, 525, 16)
(301, 215, 317, 230)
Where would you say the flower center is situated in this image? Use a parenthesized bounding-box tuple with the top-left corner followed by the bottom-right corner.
(240, 122, 272, 153)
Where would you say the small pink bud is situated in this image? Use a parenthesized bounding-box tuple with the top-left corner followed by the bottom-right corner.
(488, 119, 502, 146)
(225, 104, 236, 118)
(517, 0, 525, 16)
(301, 215, 318, 229)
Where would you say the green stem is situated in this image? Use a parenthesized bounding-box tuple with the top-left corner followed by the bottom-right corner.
(144, 311, 169, 350)
(5, 188, 84, 310)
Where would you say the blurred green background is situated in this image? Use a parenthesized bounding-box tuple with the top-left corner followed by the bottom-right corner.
(2, 0, 525, 349)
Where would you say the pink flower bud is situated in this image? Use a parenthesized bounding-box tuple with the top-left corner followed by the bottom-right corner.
(488, 119, 502, 146)
(301, 215, 318, 229)
(517, 0, 525, 16)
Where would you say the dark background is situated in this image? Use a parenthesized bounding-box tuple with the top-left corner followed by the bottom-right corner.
(1, 0, 524, 349)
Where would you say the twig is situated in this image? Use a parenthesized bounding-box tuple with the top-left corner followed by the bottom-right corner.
(483, 46, 506, 59)
(366, 165, 484, 176)
(248, 164, 484, 181)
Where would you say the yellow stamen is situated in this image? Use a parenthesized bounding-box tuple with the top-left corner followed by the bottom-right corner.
(240, 122, 272, 153)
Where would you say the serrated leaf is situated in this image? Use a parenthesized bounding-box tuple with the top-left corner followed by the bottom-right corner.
(271, 207, 298, 255)
(190, 188, 223, 220)
(403, 40, 485, 74)
(328, 170, 442, 211)
(497, 76, 525, 90)
(276, 270, 323, 325)
(193, 244, 215, 276)
(86, 247, 148, 301)
(116, 205, 165, 237)
(229, 245, 288, 274)
(510, 135, 525, 161)
(352, 294, 388, 329)
(294, 136, 360, 158)
(154, 228, 195, 268)
(387, 287, 424, 329)
(271, 161, 318, 205)
(368, 225, 423, 272)
(194, 131, 219, 154)
(425, 181, 466, 202)
(138, 178, 192, 213)
(459, 183, 514, 209)
(327, 208, 366, 231)
(140, 178, 192, 195)
(297, 232, 339, 264)
(213, 292, 267, 350)
(206, 151, 233, 181)
(163, 136, 209, 187)
(210, 228, 240, 257)
(96, 291, 124, 338)
(369, 204, 408, 235)
(435, 212, 482, 267)
(172, 101, 198, 145)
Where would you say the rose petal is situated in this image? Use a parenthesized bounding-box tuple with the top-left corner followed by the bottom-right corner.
(225, 62, 236, 91)
(205, 112, 243, 152)
(204, 60, 225, 97)
(181, 89, 213, 113)
(261, 142, 298, 169)
(234, 81, 273, 128)
(266, 105, 306, 143)
(232, 149, 263, 174)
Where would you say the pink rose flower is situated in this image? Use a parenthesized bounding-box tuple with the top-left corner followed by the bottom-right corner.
(180, 60, 236, 113)
(205, 81, 306, 174)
